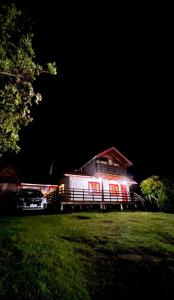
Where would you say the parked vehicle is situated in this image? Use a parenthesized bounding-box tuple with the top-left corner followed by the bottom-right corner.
(16, 188, 47, 211)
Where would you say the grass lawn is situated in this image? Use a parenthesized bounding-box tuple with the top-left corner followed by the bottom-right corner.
(0, 211, 174, 299)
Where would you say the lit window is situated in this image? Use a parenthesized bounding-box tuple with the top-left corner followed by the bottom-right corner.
(108, 159, 113, 165)
(99, 157, 108, 165)
(120, 184, 128, 201)
(88, 182, 100, 193)
(42, 186, 49, 191)
(109, 184, 119, 195)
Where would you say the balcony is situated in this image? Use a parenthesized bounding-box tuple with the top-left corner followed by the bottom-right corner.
(95, 162, 126, 176)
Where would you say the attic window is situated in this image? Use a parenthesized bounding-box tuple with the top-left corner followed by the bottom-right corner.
(99, 157, 108, 165)
(108, 159, 113, 165)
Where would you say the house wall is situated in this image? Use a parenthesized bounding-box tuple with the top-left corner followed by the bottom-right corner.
(68, 175, 129, 191)
(84, 161, 96, 176)
(69, 175, 100, 189)
(83, 157, 127, 176)
(66, 175, 130, 201)
(0, 183, 19, 213)
(59, 176, 70, 190)
(0, 183, 19, 192)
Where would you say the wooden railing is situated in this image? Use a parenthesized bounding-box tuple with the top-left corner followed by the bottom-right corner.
(95, 162, 126, 175)
(46, 188, 132, 203)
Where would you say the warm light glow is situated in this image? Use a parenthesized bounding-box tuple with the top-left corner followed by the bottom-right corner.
(119, 180, 128, 186)
(65, 173, 91, 178)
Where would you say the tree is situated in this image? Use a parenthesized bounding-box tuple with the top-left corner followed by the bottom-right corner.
(160, 177, 174, 212)
(140, 176, 165, 201)
(140, 175, 174, 212)
(0, 3, 57, 154)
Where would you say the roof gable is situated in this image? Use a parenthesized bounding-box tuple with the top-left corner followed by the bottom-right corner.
(0, 165, 20, 184)
(81, 147, 132, 169)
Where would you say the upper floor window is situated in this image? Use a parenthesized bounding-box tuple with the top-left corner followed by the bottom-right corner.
(108, 159, 113, 165)
(99, 157, 108, 165)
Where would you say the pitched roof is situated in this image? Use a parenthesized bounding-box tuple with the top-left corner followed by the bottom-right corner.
(0, 165, 20, 184)
(81, 147, 132, 169)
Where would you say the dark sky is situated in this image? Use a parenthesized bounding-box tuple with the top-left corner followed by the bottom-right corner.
(2, 1, 173, 183)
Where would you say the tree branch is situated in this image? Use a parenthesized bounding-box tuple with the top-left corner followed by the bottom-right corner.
(0, 71, 19, 78)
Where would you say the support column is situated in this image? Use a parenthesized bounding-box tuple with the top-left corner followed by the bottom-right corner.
(120, 204, 123, 211)
(60, 203, 64, 212)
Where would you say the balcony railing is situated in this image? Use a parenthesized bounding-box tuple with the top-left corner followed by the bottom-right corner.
(47, 188, 131, 203)
(95, 162, 126, 175)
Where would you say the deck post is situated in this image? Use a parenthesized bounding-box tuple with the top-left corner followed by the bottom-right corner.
(60, 203, 64, 212)
(100, 204, 103, 210)
(101, 179, 105, 202)
(120, 204, 123, 211)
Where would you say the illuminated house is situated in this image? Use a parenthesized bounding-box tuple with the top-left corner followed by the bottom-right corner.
(57, 147, 136, 205)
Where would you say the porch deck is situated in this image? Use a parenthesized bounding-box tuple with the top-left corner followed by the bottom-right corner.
(46, 188, 144, 211)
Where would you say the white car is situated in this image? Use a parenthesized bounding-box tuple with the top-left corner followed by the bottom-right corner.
(16, 188, 47, 211)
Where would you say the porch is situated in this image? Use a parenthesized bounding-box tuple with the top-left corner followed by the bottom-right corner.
(46, 188, 144, 211)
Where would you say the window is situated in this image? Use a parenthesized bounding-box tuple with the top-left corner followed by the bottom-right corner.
(109, 184, 119, 195)
(88, 182, 100, 193)
(42, 186, 49, 191)
(99, 157, 108, 165)
(108, 159, 113, 165)
(120, 185, 128, 201)
(59, 184, 64, 193)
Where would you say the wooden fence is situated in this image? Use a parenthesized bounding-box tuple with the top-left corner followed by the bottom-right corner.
(46, 188, 134, 204)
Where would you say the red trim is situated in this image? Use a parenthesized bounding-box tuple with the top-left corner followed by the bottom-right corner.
(81, 147, 132, 169)
(109, 184, 119, 195)
(120, 184, 128, 201)
(88, 181, 100, 193)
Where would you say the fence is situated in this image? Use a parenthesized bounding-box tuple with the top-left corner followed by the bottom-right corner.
(46, 188, 132, 204)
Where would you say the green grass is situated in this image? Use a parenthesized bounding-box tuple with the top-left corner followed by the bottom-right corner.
(1, 212, 174, 299)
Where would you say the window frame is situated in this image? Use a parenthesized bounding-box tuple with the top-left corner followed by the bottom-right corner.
(88, 181, 100, 194)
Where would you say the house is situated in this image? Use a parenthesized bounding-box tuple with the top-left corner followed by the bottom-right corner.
(0, 165, 20, 213)
(0, 165, 20, 193)
(55, 147, 137, 209)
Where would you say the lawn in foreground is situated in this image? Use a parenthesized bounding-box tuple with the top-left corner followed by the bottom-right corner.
(0, 211, 174, 299)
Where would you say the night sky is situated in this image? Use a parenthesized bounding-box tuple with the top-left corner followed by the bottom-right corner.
(2, 1, 173, 183)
